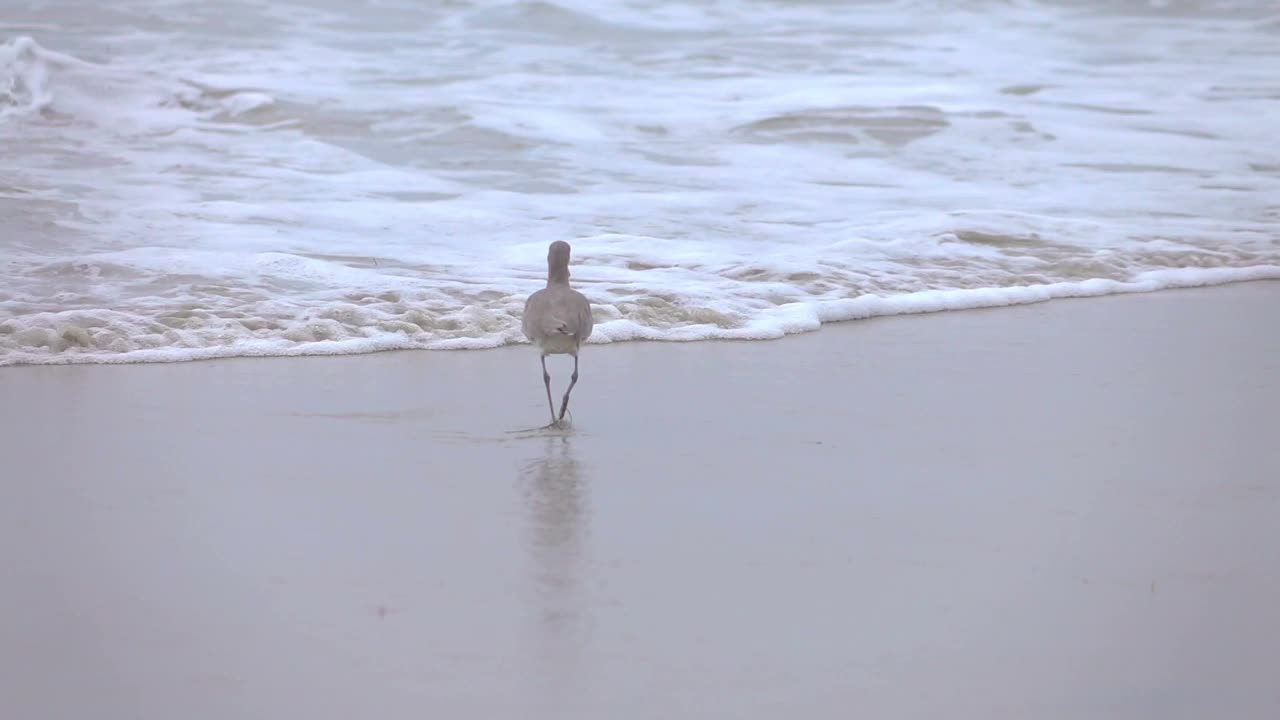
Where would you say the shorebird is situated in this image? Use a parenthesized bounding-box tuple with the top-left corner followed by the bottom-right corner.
(522, 241, 594, 427)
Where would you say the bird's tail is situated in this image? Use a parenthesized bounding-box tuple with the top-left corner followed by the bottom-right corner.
(541, 316, 574, 336)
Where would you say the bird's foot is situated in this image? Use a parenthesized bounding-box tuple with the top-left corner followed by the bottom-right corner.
(543, 417, 573, 432)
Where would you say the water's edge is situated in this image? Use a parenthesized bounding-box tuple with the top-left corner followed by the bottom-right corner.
(4, 272, 1275, 367)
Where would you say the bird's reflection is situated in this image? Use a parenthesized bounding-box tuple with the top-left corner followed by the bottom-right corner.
(520, 435, 589, 707)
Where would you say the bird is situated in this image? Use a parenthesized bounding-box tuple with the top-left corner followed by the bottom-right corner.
(522, 241, 594, 427)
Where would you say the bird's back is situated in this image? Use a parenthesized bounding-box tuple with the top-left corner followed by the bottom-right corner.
(523, 285, 593, 351)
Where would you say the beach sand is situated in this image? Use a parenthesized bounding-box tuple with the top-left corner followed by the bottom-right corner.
(2, 282, 1278, 719)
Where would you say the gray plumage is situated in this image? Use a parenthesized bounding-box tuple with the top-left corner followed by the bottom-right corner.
(522, 241, 594, 426)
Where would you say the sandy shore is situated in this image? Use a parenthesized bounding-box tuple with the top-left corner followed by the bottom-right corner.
(2, 282, 1278, 719)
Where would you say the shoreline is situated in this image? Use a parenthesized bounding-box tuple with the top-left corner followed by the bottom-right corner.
(3, 274, 1278, 367)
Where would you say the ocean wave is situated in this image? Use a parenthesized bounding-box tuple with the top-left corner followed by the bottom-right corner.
(3, 238, 1276, 365)
(0, 36, 273, 128)
(4, 2, 1280, 366)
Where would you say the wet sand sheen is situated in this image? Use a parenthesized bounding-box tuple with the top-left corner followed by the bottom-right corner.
(1, 283, 1278, 719)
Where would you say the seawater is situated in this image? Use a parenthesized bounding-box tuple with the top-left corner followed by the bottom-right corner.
(2, 0, 1278, 365)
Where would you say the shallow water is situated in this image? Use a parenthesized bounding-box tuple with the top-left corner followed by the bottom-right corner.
(2, 0, 1279, 364)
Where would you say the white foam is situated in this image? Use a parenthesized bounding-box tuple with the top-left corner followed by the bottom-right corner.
(3, 1, 1280, 366)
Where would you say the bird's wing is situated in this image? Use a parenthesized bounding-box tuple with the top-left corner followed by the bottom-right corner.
(521, 290, 547, 340)
(573, 291, 595, 343)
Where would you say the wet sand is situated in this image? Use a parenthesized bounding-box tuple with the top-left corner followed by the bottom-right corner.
(2, 282, 1278, 719)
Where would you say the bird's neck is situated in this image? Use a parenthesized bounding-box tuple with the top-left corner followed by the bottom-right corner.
(547, 266, 570, 286)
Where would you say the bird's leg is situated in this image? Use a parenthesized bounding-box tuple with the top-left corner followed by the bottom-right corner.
(541, 354, 557, 426)
(557, 353, 579, 422)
